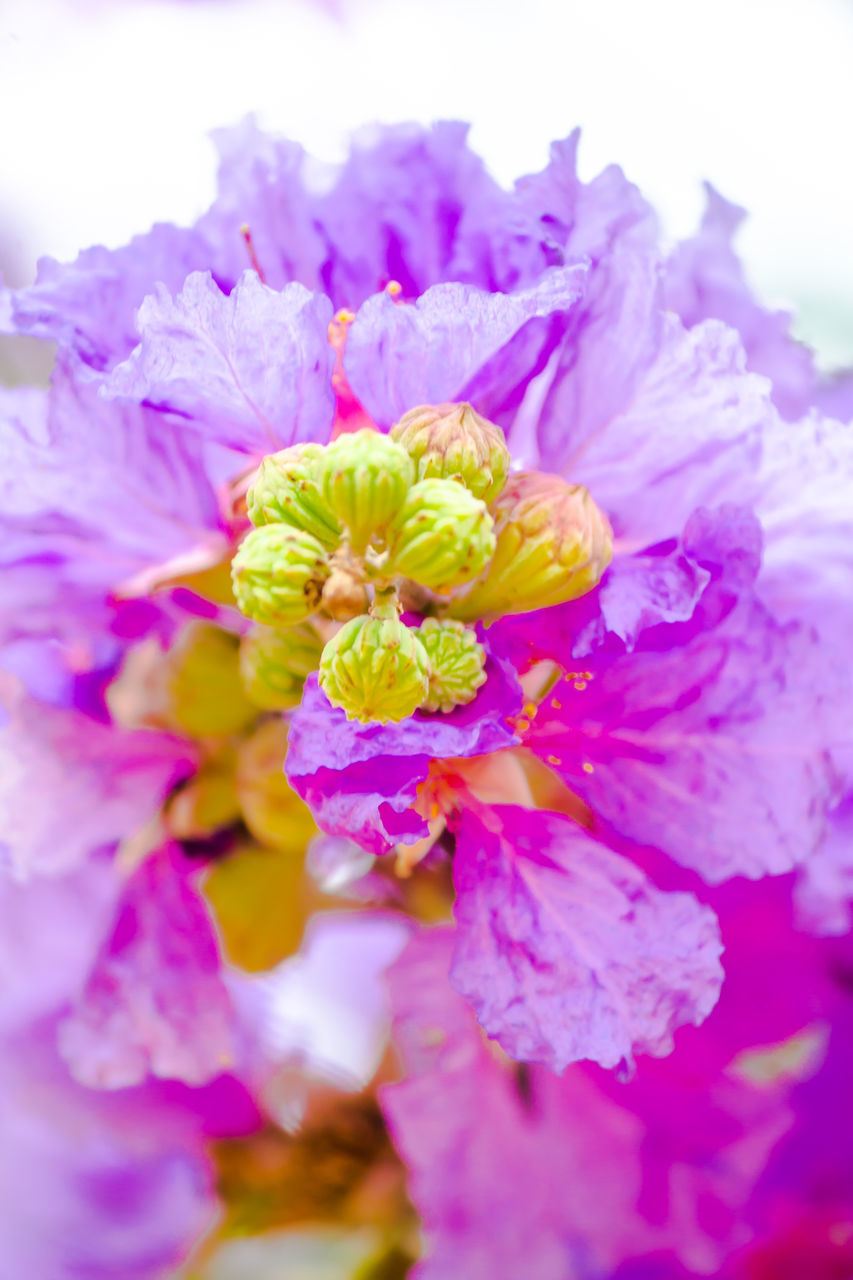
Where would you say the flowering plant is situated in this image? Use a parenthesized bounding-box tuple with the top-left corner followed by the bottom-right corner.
(2, 119, 853, 1278)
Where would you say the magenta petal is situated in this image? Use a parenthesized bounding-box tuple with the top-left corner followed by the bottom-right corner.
(450, 804, 722, 1071)
(0, 684, 195, 878)
(287, 645, 522, 854)
(105, 270, 335, 454)
(58, 846, 236, 1089)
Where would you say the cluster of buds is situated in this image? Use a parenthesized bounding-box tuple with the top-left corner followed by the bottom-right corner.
(229, 404, 612, 723)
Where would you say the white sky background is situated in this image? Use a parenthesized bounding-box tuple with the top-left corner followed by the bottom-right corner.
(1, 0, 851, 366)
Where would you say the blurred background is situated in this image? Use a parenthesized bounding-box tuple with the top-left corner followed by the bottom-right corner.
(1, 0, 851, 370)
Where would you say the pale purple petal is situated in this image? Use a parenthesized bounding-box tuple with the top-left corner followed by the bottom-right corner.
(536, 316, 769, 546)
(343, 265, 587, 428)
(203, 117, 328, 294)
(59, 846, 237, 1088)
(4, 223, 214, 368)
(0, 1026, 215, 1280)
(287, 645, 522, 854)
(664, 184, 816, 421)
(450, 804, 722, 1071)
(515, 247, 664, 472)
(755, 412, 853, 646)
(317, 120, 509, 305)
(105, 271, 335, 454)
(815, 369, 853, 422)
(0, 856, 118, 1034)
(2, 355, 226, 607)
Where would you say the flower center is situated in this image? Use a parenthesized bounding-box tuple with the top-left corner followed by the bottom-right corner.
(229, 403, 613, 724)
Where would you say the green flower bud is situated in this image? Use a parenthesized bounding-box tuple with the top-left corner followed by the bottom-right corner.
(384, 478, 495, 591)
(391, 402, 511, 503)
(417, 618, 486, 713)
(231, 525, 330, 627)
(316, 429, 415, 554)
(160, 622, 257, 738)
(239, 622, 324, 710)
(318, 607, 430, 724)
(247, 444, 341, 549)
(451, 472, 613, 620)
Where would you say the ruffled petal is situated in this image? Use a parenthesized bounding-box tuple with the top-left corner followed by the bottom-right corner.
(450, 804, 721, 1071)
(664, 184, 816, 421)
(343, 266, 587, 429)
(535, 315, 769, 546)
(105, 271, 335, 454)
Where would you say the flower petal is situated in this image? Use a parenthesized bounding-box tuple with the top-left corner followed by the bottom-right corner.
(58, 846, 236, 1088)
(287, 644, 522, 854)
(344, 266, 587, 428)
(450, 804, 722, 1071)
(105, 270, 335, 454)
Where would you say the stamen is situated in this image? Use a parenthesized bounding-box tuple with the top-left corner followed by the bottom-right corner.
(240, 223, 266, 284)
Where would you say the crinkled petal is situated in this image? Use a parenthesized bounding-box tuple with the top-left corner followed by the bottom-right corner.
(382, 927, 641, 1280)
(317, 120, 510, 306)
(343, 265, 587, 428)
(383, 926, 785, 1279)
(664, 184, 816, 421)
(525, 597, 839, 883)
(105, 270, 335, 454)
(535, 315, 768, 545)
(58, 846, 237, 1088)
(450, 804, 722, 1071)
(515, 247, 664, 472)
(287, 644, 522, 854)
(1, 355, 226, 637)
(3, 223, 214, 369)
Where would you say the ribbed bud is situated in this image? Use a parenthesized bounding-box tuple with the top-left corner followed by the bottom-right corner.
(247, 444, 341, 549)
(391, 402, 510, 503)
(231, 525, 330, 627)
(318, 609, 430, 723)
(239, 622, 324, 710)
(451, 472, 613, 619)
(417, 618, 487, 713)
(235, 720, 317, 853)
(159, 622, 257, 738)
(384, 478, 495, 591)
(316, 429, 414, 554)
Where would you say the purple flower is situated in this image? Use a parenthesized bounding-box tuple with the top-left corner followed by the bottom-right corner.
(2, 117, 853, 1278)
